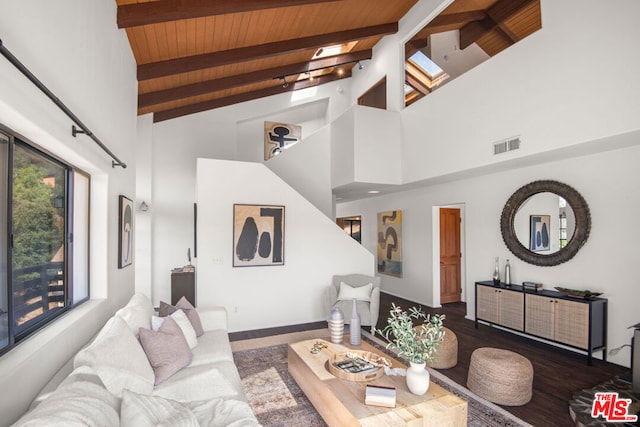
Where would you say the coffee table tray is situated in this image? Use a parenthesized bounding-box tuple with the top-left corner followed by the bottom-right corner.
(328, 350, 387, 382)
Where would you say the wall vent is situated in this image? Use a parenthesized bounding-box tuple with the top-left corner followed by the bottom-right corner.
(493, 136, 521, 155)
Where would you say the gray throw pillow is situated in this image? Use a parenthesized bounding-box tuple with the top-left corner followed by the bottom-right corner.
(159, 299, 204, 337)
(139, 316, 193, 385)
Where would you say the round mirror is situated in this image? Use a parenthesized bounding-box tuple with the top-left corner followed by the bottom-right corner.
(500, 180, 590, 266)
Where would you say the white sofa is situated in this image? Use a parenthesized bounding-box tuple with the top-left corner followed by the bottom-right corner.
(12, 294, 260, 427)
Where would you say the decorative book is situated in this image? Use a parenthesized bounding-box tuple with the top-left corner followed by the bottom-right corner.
(522, 281, 543, 291)
(365, 384, 396, 408)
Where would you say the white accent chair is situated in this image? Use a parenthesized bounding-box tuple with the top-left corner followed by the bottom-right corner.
(325, 274, 381, 335)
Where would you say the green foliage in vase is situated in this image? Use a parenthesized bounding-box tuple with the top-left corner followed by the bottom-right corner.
(376, 303, 445, 364)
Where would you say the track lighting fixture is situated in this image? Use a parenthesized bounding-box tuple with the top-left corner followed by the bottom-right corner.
(273, 56, 369, 87)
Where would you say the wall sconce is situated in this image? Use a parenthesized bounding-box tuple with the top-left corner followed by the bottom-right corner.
(140, 201, 149, 212)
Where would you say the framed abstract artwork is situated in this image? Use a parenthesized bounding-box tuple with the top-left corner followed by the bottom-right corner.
(530, 214, 550, 252)
(233, 204, 285, 267)
(377, 210, 403, 277)
(264, 121, 301, 160)
(118, 195, 133, 268)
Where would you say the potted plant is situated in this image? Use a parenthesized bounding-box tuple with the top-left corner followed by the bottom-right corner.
(376, 303, 445, 395)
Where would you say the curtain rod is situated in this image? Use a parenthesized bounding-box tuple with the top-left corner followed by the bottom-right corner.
(0, 38, 126, 168)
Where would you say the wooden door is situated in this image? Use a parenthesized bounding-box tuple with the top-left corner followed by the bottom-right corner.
(440, 208, 461, 303)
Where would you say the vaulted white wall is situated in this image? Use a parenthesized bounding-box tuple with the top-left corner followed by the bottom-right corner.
(0, 0, 138, 424)
(400, 0, 640, 183)
(196, 159, 373, 332)
(148, 81, 351, 305)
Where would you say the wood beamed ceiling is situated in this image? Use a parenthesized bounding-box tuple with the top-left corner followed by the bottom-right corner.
(115, 0, 418, 122)
(115, 0, 540, 122)
(407, 0, 541, 58)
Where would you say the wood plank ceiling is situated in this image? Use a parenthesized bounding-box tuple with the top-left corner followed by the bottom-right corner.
(408, 0, 541, 57)
(116, 0, 419, 122)
(116, 0, 540, 123)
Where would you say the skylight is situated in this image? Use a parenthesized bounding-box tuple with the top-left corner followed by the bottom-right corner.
(409, 51, 444, 78)
(312, 41, 357, 59)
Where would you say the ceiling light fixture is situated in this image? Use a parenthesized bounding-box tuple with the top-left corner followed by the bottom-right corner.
(368, 190, 380, 194)
(274, 56, 368, 86)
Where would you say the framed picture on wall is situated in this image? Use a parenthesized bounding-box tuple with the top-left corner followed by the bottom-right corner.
(530, 214, 550, 252)
(118, 195, 133, 268)
(377, 210, 403, 277)
(233, 204, 285, 267)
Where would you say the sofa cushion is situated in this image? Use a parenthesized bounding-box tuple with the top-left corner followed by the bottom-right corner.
(189, 330, 234, 367)
(139, 316, 193, 385)
(13, 366, 119, 427)
(152, 361, 241, 402)
(337, 281, 373, 302)
(160, 297, 204, 337)
(74, 316, 155, 396)
(115, 293, 156, 335)
(152, 309, 198, 349)
(120, 389, 198, 427)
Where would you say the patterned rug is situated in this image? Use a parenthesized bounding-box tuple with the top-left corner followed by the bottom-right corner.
(233, 330, 533, 427)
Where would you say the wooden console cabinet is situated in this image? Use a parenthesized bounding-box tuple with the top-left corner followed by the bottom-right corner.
(475, 281, 607, 365)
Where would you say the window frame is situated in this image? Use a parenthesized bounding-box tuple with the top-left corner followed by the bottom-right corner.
(0, 123, 90, 356)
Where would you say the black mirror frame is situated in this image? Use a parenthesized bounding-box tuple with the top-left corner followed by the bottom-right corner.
(500, 180, 591, 266)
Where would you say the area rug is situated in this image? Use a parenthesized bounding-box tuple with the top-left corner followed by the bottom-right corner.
(232, 329, 533, 427)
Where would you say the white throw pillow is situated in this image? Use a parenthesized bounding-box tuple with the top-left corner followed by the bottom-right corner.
(73, 316, 155, 397)
(115, 293, 156, 336)
(337, 281, 373, 302)
(120, 389, 198, 427)
(152, 310, 198, 349)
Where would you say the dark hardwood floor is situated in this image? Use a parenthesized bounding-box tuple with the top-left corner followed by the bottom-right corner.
(230, 292, 628, 427)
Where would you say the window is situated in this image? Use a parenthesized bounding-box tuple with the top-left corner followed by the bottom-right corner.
(0, 125, 89, 354)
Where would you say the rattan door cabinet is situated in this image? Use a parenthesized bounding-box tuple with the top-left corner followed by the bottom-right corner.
(475, 281, 607, 365)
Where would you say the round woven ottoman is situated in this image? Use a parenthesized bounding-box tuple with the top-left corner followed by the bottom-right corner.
(427, 327, 458, 369)
(466, 347, 533, 406)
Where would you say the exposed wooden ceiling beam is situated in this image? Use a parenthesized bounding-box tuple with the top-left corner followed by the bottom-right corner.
(405, 74, 430, 96)
(117, 0, 343, 29)
(426, 10, 487, 32)
(138, 22, 397, 80)
(139, 50, 371, 108)
(459, 0, 536, 50)
(153, 71, 350, 122)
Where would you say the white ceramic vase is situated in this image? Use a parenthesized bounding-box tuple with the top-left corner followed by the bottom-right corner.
(328, 307, 345, 344)
(406, 361, 430, 395)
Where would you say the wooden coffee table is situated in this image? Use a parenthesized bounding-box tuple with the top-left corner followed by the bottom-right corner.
(288, 338, 467, 426)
